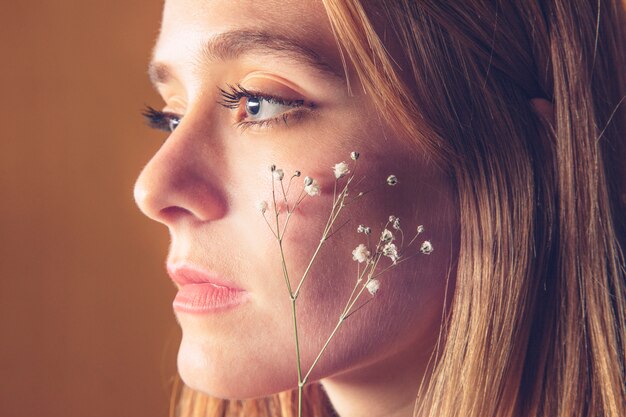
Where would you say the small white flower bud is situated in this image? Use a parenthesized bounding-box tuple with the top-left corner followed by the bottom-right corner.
(382, 242, 399, 263)
(304, 179, 321, 196)
(389, 215, 396, 223)
(386, 175, 398, 186)
(273, 169, 285, 181)
(304, 176, 313, 186)
(392, 218, 401, 230)
(357, 225, 372, 235)
(294, 170, 301, 177)
(366, 279, 380, 295)
(420, 240, 434, 255)
(256, 201, 268, 213)
(350, 151, 360, 161)
(270, 164, 276, 172)
(380, 229, 394, 242)
(333, 161, 350, 179)
(417, 225, 424, 234)
(352, 243, 371, 263)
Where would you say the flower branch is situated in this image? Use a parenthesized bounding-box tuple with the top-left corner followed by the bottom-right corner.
(258, 151, 433, 417)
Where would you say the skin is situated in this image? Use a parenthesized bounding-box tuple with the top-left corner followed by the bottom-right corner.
(134, 1, 460, 416)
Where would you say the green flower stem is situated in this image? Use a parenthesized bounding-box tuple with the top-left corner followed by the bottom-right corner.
(293, 235, 327, 299)
(342, 279, 373, 321)
(274, 184, 294, 296)
(302, 315, 345, 384)
(278, 239, 294, 296)
(280, 179, 289, 205)
(341, 262, 370, 315)
(342, 254, 383, 316)
(290, 295, 303, 416)
(406, 230, 423, 248)
(370, 252, 420, 280)
(301, 254, 382, 385)
(262, 213, 278, 239)
(293, 188, 347, 298)
(343, 297, 373, 320)
(321, 219, 350, 242)
(281, 210, 295, 238)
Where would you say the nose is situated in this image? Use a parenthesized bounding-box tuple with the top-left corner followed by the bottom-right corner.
(133, 116, 227, 226)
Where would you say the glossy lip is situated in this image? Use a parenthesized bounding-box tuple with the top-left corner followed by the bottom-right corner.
(166, 263, 248, 314)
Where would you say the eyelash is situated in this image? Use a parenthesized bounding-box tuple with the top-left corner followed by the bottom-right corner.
(142, 106, 181, 133)
(142, 84, 310, 133)
(219, 83, 308, 131)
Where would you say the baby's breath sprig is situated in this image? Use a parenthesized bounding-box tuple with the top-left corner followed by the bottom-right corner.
(257, 152, 432, 417)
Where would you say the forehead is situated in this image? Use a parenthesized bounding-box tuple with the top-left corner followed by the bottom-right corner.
(153, 0, 344, 81)
(160, 0, 327, 32)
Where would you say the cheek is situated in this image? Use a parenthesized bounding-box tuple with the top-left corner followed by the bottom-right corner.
(291, 242, 453, 383)
(274, 189, 454, 370)
(175, 141, 458, 397)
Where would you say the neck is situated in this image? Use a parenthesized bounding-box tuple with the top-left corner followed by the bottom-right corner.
(320, 337, 439, 417)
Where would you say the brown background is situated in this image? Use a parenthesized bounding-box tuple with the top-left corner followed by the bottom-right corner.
(2, 2, 626, 417)
(0, 1, 180, 416)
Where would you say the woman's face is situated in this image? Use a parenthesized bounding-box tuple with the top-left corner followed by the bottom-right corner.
(134, 0, 458, 399)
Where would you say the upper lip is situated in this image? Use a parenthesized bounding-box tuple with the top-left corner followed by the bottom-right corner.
(166, 263, 244, 291)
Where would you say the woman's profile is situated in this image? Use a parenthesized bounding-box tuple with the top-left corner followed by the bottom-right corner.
(133, 1, 626, 416)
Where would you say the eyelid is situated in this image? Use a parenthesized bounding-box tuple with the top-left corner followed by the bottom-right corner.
(217, 83, 305, 110)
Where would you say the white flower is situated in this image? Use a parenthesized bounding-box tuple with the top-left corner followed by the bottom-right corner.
(392, 218, 401, 230)
(350, 151, 360, 161)
(256, 200, 268, 213)
(366, 279, 380, 295)
(357, 225, 372, 235)
(333, 161, 350, 179)
(386, 175, 398, 186)
(273, 168, 285, 181)
(304, 176, 313, 186)
(417, 225, 424, 234)
(382, 242, 399, 263)
(352, 243, 371, 263)
(304, 179, 321, 196)
(420, 240, 433, 255)
(380, 229, 394, 242)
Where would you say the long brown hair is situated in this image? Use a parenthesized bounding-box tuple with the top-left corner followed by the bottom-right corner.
(171, 1, 626, 416)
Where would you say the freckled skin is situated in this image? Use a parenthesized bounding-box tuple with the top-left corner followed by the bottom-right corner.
(134, 0, 459, 411)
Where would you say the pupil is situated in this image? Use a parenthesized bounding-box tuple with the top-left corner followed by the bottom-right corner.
(246, 98, 261, 116)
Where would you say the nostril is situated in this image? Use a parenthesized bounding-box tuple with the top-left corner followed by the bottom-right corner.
(158, 206, 195, 223)
(133, 169, 228, 225)
(132, 128, 228, 225)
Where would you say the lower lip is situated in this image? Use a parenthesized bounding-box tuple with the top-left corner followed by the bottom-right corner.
(173, 283, 247, 314)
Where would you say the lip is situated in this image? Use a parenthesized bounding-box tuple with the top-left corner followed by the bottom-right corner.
(166, 263, 248, 314)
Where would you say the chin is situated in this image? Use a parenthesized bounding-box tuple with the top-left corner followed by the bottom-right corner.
(177, 337, 295, 400)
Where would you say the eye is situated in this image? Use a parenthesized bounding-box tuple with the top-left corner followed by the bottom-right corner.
(142, 106, 181, 133)
(243, 96, 295, 121)
(217, 84, 310, 130)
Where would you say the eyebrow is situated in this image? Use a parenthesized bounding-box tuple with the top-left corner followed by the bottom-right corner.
(148, 29, 344, 87)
